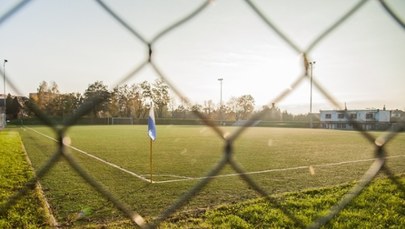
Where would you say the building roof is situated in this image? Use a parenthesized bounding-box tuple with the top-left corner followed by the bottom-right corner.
(319, 109, 389, 112)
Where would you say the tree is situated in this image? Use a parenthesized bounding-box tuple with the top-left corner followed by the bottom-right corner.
(173, 105, 188, 119)
(223, 104, 237, 121)
(31, 81, 61, 115)
(43, 92, 82, 118)
(203, 100, 215, 119)
(45, 94, 63, 117)
(293, 113, 310, 122)
(110, 84, 143, 118)
(36, 81, 49, 109)
(151, 79, 170, 118)
(262, 103, 282, 121)
(281, 110, 293, 121)
(140, 81, 152, 102)
(60, 93, 82, 118)
(236, 94, 255, 120)
(110, 85, 127, 117)
(84, 81, 110, 118)
(6, 94, 21, 119)
(30, 80, 82, 118)
(191, 104, 202, 113)
(168, 96, 178, 118)
(226, 97, 238, 121)
(226, 97, 238, 113)
(49, 81, 60, 94)
(127, 84, 143, 118)
(190, 104, 203, 119)
(140, 80, 171, 118)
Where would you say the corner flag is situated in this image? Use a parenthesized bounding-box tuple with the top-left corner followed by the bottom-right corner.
(148, 103, 157, 141)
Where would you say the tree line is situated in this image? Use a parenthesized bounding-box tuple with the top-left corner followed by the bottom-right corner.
(4, 80, 312, 122)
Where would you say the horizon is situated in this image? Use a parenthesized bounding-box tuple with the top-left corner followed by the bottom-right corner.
(0, 90, 403, 116)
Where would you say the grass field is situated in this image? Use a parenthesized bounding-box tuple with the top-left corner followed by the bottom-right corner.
(162, 175, 405, 228)
(16, 125, 405, 227)
(0, 131, 49, 228)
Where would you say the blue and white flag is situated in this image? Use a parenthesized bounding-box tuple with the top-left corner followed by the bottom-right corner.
(148, 103, 157, 141)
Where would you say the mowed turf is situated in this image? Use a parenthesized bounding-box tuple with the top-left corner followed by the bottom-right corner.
(0, 131, 50, 228)
(18, 125, 405, 226)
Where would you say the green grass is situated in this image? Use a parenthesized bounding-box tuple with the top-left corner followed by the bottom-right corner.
(15, 125, 405, 227)
(161, 175, 405, 228)
(0, 131, 49, 228)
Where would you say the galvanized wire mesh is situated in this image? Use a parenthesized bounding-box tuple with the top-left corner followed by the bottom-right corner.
(1, 0, 404, 228)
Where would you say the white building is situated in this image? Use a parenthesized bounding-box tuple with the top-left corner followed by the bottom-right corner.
(320, 108, 391, 130)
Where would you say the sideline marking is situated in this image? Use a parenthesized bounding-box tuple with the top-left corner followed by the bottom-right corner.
(20, 141, 59, 227)
(153, 155, 405, 184)
(24, 127, 151, 183)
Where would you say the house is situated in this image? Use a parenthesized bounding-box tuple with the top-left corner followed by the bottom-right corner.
(391, 109, 405, 122)
(320, 107, 392, 130)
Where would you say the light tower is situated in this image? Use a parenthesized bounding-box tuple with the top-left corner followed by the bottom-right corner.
(2, 59, 7, 127)
(309, 61, 315, 128)
(218, 78, 223, 124)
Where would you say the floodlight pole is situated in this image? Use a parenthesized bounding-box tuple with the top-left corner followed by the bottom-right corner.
(3, 59, 7, 127)
(218, 78, 223, 124)
(309, 61, 315, 128)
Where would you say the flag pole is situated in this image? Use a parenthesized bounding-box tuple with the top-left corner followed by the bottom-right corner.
(148, 102, 156, 183)
(150, 138, 153, 183)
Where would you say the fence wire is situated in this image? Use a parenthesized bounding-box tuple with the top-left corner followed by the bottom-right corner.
(1, 0, 404, 228)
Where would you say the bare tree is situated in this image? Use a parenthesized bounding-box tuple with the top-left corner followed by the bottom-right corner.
(236, 94, 255, 120)
(151, 79, 170, 118)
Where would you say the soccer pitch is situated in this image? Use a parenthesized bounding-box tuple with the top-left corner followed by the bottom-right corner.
(18, 125, 405, 223)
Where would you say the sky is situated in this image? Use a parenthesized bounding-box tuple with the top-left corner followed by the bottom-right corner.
(0, 0, 404, 114)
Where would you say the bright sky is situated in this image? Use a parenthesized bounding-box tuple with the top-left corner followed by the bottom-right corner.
(1, 0, 404, 114)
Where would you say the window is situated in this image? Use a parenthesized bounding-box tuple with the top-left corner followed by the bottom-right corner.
(350, 113, 357, 119)
(325, 114, 331, 119)
(338, 113, 344, 119)
(366, 113, 374, 119)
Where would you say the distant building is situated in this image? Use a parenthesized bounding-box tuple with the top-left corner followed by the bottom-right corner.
(320, 107, 395, 130)
(391, 109, 405, 122)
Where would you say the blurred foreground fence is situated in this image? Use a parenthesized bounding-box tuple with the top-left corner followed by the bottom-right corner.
(1, 0, 405, 228)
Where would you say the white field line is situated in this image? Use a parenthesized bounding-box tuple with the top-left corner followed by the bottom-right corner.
(24, 126, 405, 185)
(142, 174, 193, 179)
(153, 154, 405, 184)
(20, 136, 59, 227)
(24, 127, 151, 183)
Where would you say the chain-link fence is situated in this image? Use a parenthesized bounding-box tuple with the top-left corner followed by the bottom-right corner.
(1, 0, 404, 228)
